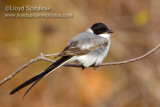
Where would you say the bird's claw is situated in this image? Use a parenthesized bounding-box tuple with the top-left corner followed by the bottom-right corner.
(81, 66, 86, 70)
(93, 65, 99, 70)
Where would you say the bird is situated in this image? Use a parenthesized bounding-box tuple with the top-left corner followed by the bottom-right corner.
(10, 23, 114, 98)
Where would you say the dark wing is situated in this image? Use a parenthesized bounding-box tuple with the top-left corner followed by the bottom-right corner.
(56, 42, 100, 57)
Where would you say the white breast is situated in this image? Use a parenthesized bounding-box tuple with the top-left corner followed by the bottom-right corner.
(95, 38, 110, 65)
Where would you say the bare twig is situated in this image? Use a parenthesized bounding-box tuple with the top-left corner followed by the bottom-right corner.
(0, 43, 160, 86)
(100, 43, 160, 66)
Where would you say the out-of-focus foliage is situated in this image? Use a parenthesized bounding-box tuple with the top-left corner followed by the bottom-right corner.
(133, 11, 150, 26)
(0, 0, 160, 107)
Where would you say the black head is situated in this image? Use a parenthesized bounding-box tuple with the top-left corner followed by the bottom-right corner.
(91, 23, 114, 35)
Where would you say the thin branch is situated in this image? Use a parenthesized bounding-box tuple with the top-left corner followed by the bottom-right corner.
(0, 43, 160, 86)
(100, 43, 160, 66)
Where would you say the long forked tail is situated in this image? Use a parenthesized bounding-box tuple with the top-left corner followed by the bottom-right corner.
(9, 56, 72, 97)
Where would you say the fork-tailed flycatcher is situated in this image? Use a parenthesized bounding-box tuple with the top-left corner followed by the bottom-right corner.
(10, 23, 114, 98)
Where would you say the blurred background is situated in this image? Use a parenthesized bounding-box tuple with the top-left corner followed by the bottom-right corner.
(0, 0, 160, 107)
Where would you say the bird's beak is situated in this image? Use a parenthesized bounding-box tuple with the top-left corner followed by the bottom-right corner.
(107, 29, 114, 33)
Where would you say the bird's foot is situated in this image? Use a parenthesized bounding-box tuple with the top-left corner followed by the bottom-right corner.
(93, 65, 99, 70)
(81, 66, 86, 70)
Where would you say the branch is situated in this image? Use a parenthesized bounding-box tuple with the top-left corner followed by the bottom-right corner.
(100, 43, 160, 66)
(0, 43, 160, 86)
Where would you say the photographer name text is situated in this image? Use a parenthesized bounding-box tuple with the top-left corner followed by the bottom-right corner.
(5, 5, 51, 12)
